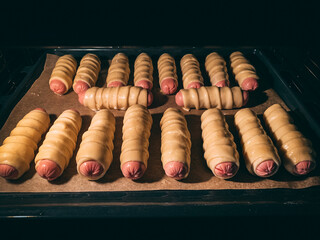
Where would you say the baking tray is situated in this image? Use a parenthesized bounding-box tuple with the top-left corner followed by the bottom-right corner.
(0, 46, 320, 218)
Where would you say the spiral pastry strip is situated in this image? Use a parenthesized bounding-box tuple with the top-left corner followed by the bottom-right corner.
(120, 104, 153, 180)
(35, 109, 82, 181)
(180, 54, 204, 89)
(175, 86, 246, 111)
(201, 108, 239, 179)
(76, 109, 116, 180)
(229, 51, 259, 91)
(134, 53, 153, 90)
(81, 86, 150, 111)
(234, 108, 281, 177)
(205, 52, 229, 87)
(49, 55, 77, 95)
(160, 108, 191, 180)
(157, 53, 178, 94)
(106, 53, 130, 87)
(0, 108, 50, 179)
(73, 53, 101, 94)
(263, 104, 316, 175)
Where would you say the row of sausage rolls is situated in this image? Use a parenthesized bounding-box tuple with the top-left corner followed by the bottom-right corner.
(201, 108, 239, 179)
(263, 104, 316, 175)
(49, 53, 101, 95)
(234, 108, 281, 177)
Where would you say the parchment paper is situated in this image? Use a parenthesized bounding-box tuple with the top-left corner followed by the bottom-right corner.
(0, 53, 319, 192)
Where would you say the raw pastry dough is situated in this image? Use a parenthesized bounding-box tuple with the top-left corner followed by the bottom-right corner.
(106, 53, 130, 86)
(160, 108, 191, 178)
(76, 109, 115, 180)
(49, 55, 77, 94)
(157, 53, 178, 87)
(134, 53, 153, 88)
(263, 104, 316, 175)
(179, 86, 243, 110)
(83, 86, 149, 111)
(201, 108, 239, 179)
(120, 104, 152, 169)
(180, 54, 204, 89)
(205, 52, 229, 86)
(234, 108, 281, 177)
(34, 109, 82, 177)
(229, 51, 259, 88)
(73, 53, 101, 91)
(0, 109, 50, 179)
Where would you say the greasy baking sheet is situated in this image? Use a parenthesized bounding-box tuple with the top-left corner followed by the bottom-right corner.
(1, 53, 320, 193)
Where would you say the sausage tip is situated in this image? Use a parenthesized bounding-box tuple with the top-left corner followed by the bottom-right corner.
(164, 161, 188, 180)
(36, 159, 61, 181)
(255, 160, 278, 177)
(0, 164, 18, 179)
(121, 161, 146, 180)
(294, 160, 315, 175)
(186, 82, 203, 89)
(74, 81, 89, 94)
(79, 160, 104, 178)
(241, 77, 259, 91)
(214, 162, 238, 179)
(160, 78, 177, 95)
(107, 82, 125, 88)
(49, 79, 67, 95)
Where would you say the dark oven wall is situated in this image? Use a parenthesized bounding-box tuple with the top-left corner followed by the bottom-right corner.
(0, 1, 319, 47)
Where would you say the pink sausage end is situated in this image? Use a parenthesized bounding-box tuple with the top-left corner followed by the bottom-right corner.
(49, 79, 67, 95)
(160, 78, 178, 95)
(255, 160, 277, 177)
(243, 90, 249, 106)
(36, 159, 61, 181)
(241, 77, 259, 91)
(164, 161, 188, 180)
(121, 161, 146, 180)
(0, 164, 19, 179)
(147, 90, 153, 107)
(74, 81, 90, 95)
(136, 80, 153, 91)
(186, 82, 203, 89)
(214, 162, 238, 179)
(107, 82, 125, 88)
(79, 160, 104, 178)
(294, 161, 315, 175)
(34, 108, 46, 113)
(215, 80, 229, 87)
(175, 91, 184, 107)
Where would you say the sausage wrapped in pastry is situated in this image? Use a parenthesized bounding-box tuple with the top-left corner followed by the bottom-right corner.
(157, 53, 178, 95)
(35, 109, 82, 181)
(234, 108, 281, 177)
(263, 104, 316, 175)
(0, 108, 50, 179)
(180, 54, 204, 89)
(106, 53, 130, 87)
(160, 108, 191, 180)
(79, 86, 153, 111)
(73, 53, 101, 94)
(175, 86, 249, 111)
(49, 55, 77, 95)
(134, 53, 153, 90)
(229, 51, 259, 91)
(205, 52, 229, 87)
(76, 109, 115, 180)
(201, 108, 239, 179)
(120, 104, 152, 180)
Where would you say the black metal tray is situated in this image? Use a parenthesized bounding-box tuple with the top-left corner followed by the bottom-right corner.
(0, 46, 319, 218)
